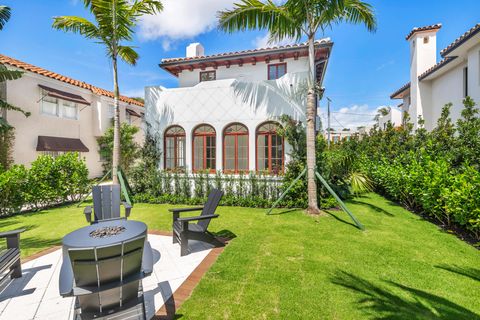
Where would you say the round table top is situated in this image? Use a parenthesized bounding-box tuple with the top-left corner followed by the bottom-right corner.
(62, 219, 147, 248)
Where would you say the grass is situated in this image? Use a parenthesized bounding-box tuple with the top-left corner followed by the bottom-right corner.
(1, 193, 479, 319)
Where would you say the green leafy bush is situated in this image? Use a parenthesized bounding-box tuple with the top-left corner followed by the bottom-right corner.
(332, 97, 480, 240)
(0, 152, 89, 216)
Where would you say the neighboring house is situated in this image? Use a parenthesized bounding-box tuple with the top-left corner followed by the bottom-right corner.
(390, 23, 480, 131)
(324, 129, 356, 143)
(0, 54, 145, 178)
(145, 40, 332, 174)
(377, 106, 402, 129)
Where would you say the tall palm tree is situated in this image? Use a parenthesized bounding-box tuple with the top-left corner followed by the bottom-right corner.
(53, 0, 163, 184)
(218, 0, 376, 214)
(373, 106, 391, 122)
(0, 5, 30, 133)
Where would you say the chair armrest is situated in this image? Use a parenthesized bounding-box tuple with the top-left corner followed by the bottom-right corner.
(168, 207, 204, 213)
(122, 202, 132, 218)
(0, 229, 25, 249)
(142, 241, 154, 276)
(59, 259, 74, 297)
(0, 229, 25, 238)
(84, 206, 92, 223)
(177, 214, 219, 222)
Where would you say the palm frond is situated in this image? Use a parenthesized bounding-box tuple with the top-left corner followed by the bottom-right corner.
(0, 64, 24, 82)
(52, 16, 101, 39)
(0, 99, 31, 118)
(218, 0, 303, 41)
(130, 0, 163, 16)
(0, 5, 11, 30)
(342, 0, 377, 32)
(117, 45, 139, 65)
(349, 172, 373, 194)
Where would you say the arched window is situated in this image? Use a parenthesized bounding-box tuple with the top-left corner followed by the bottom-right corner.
(164, 125, 186, 170)
(256, 122, 284, 174)
(223, 123, 248, 173)
(193, 124, 216, 172)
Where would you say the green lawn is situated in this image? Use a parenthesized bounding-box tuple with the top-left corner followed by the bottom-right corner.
(1, 193, 479, 319)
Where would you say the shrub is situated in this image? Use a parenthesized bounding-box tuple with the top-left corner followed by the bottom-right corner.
(332, 97, 480, 240)
(0, 152, 89, 216)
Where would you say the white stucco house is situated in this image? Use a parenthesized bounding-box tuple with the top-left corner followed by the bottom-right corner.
(145, 40, 333, 174)
(390, 23, 480, 131)
(377, 106, 402, 129)
(0, 54, 145, 178)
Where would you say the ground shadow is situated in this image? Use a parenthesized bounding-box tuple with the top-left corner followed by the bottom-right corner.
(0, 264, 52, 302)
(212, 229, 237, 241)
(331, 271, 480, 319)
(435, 264, 480, 282)
(324, 210, 358, 229)
(266, 208, 298, 216)
(20, 236, 61, 251)
(149, 281, 183, 320)
(348, 199, 394, 217)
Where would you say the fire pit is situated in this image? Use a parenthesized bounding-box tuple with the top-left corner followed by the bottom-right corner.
(89, 226, 126, 238)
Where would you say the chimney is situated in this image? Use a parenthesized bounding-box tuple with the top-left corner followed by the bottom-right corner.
(186, 43, 205, 58)
(406, 24, 441, 77)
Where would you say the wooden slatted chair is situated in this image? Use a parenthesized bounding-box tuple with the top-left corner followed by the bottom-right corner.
(170, 189, 223, 256)
(60, 235, 153, 319)
(0, 229, 25, 288)
(84, 185, 132, 224)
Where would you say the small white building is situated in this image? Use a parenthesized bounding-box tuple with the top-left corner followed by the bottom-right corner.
(377, 106, 402, 129)
(0, 54, 145, 177)
(390, 23, 480, 131)
(324, 129, 356, 143)
(145, 40, 332, 174)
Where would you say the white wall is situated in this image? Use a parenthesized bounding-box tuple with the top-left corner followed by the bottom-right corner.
(5, 71, 145, 178)
(178, 56, 309, 87)
(146, 72, 309, 172)
(378, 108, 402, 129)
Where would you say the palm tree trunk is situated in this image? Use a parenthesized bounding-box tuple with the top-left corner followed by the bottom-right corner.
(306, 35, 320, 214)
(112, 56, 120, 184)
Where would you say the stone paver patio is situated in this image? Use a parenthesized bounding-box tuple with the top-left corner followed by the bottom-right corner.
(0, 234, 214, 320)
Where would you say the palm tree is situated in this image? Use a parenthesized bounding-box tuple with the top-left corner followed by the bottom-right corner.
(0, 5, 30, 133)
(52, 0, 163, 184)
(373, 106, 390, 122)
(218, 0, 376, 214)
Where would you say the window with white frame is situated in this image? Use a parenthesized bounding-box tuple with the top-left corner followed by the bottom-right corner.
(41, 95, 59, 116)
(62, 100, 78, 119)
(39, 151, 82, 159)
(40, 90, 79, 120)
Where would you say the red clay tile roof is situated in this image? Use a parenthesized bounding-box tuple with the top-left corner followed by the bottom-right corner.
(0, 54, 143, 107)
(390, 82, 411, 99)
(161, 39, 332, 64)
(418, 56, 458, 81)
(440, 23, 480, 57)
(405, 24, 442, 40)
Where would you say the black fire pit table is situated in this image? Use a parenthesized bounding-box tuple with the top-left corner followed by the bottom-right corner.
(59, 219, 153, 299)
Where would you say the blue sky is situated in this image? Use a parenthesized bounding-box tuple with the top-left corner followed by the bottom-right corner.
(0, 0, 479, 129)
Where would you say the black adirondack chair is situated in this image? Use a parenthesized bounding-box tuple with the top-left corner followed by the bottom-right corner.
(60, 235, 153, 319)
(170, 189, 223, 256)
(0, 229, 25, 288)
(84, 185, 132, 224)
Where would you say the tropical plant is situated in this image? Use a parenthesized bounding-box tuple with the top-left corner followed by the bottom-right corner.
(218, 0, 376, 214)
(373, 106, 390, 122)
(52, 0, 163, 184)
(97, 122, 140, 174)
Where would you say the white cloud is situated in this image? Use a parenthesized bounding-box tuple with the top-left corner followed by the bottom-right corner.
(138, 0, 237, 48)
(318, 104, 391, 130)
(253, 33, 295, 49)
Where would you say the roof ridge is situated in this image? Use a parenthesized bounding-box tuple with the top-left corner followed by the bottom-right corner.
(405, 23, 442, 40)
(0, 53, 143, 107)
(440, 23, 480, 57)
(161, 38, 332, 64)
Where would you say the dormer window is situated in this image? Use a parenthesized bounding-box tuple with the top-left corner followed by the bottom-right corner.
(268, 63, 287, 80)
(200, 71, 216, 82)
